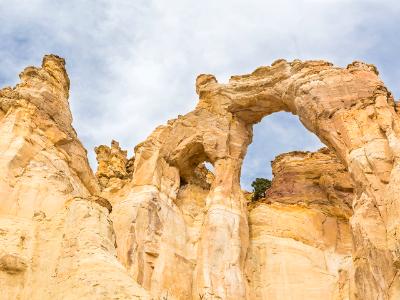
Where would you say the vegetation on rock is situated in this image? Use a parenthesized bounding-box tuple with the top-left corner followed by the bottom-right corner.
(251, 177, 272, 201)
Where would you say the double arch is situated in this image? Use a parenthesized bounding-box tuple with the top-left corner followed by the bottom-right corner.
(113, 59, 400, 299)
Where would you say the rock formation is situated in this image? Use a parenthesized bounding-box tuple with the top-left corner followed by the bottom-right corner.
(265, 147, 354, 219)
(95, 140, 134, 194)
(1, 55, 400, 299)
(0, 56, 149, 299)
(246, 148, 354, 299)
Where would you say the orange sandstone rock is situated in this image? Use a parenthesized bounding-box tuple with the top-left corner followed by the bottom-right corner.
(246, 149, 354, 300)
(1, 55, 400, 300)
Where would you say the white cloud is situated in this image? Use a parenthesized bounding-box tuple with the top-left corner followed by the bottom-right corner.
(0, 0, 399, 188)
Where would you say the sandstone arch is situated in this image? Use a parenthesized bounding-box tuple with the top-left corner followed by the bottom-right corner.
(112, 59, 400, 299)
(1, 55, 400, 299)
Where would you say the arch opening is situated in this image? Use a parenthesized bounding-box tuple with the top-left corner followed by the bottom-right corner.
(117, 59, 399, 299)
(242, 113, 356, 300)
(241, 111, 323, 190)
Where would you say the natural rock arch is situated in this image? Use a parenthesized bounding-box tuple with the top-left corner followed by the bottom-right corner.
(1, 55, 399, 299)
(112, 59, 400, 299)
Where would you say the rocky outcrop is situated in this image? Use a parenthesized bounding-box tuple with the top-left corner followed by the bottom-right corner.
(246, 148, 354, 299)
(265, 147, 354, 218)
(112, 58, 400, 299)
(0, 197, 150, 300)
(1, 55, 400, 299)
(0, 56, 149, 299)
(0, 55, 98, 218)
(95, 140, 134, 193)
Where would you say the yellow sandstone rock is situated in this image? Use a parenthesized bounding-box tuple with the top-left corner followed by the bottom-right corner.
(246, 148, 354, 300)
(1, 55, 400, 299)
(0, 56, 149, 299)
(95, 140, 134, 194)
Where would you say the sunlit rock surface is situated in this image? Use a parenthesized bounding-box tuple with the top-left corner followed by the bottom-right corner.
(1, 55, 400, 299)
(0, 56, 149, 299)
(245, 148, 354, 300)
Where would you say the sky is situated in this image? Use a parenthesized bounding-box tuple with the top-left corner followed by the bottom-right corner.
(0, 0, 399, 190)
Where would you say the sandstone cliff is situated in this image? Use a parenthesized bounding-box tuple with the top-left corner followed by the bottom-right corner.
(246, 148, 354, 299)
(0, 56, 149, 299)
(1, 55, 400, 299)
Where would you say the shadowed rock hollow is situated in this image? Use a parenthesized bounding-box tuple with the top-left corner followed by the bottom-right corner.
(1, 55, 400, 299)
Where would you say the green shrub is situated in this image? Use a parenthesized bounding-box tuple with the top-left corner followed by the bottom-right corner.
(251, 178, 272, 201)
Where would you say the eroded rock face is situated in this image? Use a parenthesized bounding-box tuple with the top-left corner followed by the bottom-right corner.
(95, 140, 134, 195)
(0, 55, 98, 218)
(245, 148, 354, 300)
(0, 56, 149, 299)
(1, 55, 400, 299)
(266, 147, 354, 219)
(113, 58, 400, 299)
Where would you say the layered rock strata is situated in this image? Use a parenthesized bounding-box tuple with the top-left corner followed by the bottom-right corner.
(265, 147, 354, 219)
(245, 148, 354, 299)
(1, 55, 400, 299)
